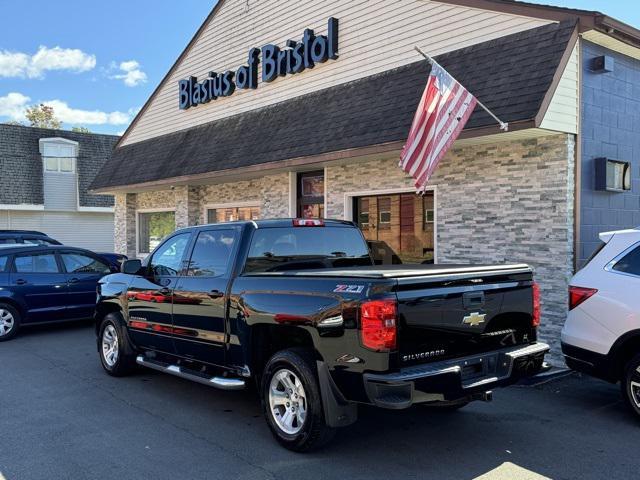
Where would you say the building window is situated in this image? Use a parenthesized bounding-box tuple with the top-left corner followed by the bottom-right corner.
(138, 211, 175, 255)
(378, 197, 391, 229)
(297, 171, 325, 219)
(207, 206, 260, 223)
(423, 194, 434, 229)
(354, 190, 435, 264)
(43, 157, 76, 173)
(358, 199, 370, 230)
(39, 138, 78, 174)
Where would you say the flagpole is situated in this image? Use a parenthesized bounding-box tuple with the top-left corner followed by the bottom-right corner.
(414, 46, 509, 131)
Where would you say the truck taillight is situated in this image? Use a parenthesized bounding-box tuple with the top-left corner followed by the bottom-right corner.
(532, 282, 541, 327)
(292, 219, 324, 227)
(360, 299, 397, 351)
(569, 285, 598, 310)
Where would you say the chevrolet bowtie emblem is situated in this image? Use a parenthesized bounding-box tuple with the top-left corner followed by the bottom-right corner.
(463, 312, 486, 327)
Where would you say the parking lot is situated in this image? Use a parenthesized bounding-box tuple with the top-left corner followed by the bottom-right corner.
(1, 321, 638, 480)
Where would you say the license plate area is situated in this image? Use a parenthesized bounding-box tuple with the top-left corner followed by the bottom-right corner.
(459, 353, 501, 385)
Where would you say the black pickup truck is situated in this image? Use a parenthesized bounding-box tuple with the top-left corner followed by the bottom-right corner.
(95, 218, 548, 451)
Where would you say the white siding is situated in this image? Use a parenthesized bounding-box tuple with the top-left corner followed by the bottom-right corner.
(5, 211, 115, 251)
(0, 211, 8, 228)
(122, 0, 552, 146)
(44, 173, 78, 211)
(540, 41, 579, 134)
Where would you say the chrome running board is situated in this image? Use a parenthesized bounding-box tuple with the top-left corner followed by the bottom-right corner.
(136, 355, 245, 390)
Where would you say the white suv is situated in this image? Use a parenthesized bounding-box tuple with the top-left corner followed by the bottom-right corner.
(562, 227, 640, 418)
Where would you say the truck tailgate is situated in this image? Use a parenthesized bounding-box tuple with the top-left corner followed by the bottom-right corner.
(394, 264, 535, 365)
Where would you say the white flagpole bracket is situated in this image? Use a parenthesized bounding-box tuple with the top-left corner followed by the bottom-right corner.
(414, 46, 509, 132)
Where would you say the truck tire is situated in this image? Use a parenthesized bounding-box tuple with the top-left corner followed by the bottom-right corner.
(262, 348, 335, 452)
(98, 313, 137, 377)
(0, 303, 21, 342)
(621, 353, 640, 419)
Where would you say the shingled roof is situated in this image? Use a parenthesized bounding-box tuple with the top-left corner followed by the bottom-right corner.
(0, 124, 119, 207)
(91, 19, 577, 192)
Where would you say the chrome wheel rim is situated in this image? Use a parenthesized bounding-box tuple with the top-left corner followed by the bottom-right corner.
(268, 368, 307, 435)
(630, 366, 640, 409)
(102, 325, 119, 367)
(0, 308, 14, 337)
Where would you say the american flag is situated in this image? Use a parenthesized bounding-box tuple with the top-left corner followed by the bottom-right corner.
(399, 61, 477, 191)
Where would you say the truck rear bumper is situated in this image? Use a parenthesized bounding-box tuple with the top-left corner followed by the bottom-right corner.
(363, 342, 549, 409)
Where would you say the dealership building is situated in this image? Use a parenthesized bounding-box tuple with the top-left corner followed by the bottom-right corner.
(91, 0, 640, 360)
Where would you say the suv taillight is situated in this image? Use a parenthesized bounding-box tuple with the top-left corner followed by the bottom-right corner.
(569, 285, 598, 310)
(360, 299, 397, 351)
(532, 282, 541, 327)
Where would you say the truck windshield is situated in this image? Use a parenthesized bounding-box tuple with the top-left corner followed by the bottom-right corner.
(244, 227, 372, 273)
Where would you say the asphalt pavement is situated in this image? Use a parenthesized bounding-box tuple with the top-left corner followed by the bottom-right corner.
(1, 320, 638, 480)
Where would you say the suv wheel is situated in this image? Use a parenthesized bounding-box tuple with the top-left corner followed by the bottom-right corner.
(262, 349, 335, 452)
(98, 313, 137, 376)
(0, 303, 20, 342)
(622, 353, 640, 419)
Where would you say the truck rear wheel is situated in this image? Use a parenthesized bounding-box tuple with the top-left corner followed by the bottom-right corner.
(98, 313, 137, 376)
(262, 349, 335, 452)
(621, 353, 640, 419)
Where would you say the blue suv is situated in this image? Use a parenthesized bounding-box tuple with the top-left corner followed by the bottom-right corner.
(0, 245, 118, 341)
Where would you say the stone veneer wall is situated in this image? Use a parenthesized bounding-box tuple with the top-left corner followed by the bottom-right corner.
(327, 134, 575, 362)
(113, 135, 574, 361)
(113, 174, 290, 256)
(198, 172, 290, 221)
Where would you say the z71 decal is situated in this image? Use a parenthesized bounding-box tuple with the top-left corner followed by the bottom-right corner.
(333, 284, 364, 294)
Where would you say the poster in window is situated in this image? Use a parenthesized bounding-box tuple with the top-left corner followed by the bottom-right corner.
(302, 176, 324, 197)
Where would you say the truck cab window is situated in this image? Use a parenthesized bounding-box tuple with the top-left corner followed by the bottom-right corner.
(187, 230, 237, 277)
(149, 233, 191, 277)
(244, 227, 371, 273)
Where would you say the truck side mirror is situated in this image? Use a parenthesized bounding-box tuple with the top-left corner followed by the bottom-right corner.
(122, 259, 143, 275)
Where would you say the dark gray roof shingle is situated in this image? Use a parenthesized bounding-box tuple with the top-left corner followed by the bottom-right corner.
(0, 124, 119, 207)
(92, 19, 576, 191)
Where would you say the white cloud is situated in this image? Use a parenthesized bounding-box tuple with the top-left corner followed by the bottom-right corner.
(111, 60, 147, 87)
(0, 46, 96, 79)
(0, 92, 135, 126)
(0, 92, 30, 120)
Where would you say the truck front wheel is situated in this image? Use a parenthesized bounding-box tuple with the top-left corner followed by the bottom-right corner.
(98, 313, 137, 376)
(262, 349, 335, 452)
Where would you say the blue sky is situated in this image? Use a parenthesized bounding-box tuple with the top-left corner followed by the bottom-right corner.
(0, 0, 638, 136)
(0, 0, 215, 134)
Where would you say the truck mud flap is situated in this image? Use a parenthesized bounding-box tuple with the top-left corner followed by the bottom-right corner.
(317, 361, 358, 428)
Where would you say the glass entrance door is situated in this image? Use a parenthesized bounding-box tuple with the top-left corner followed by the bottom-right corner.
(355, 192, 435, 264)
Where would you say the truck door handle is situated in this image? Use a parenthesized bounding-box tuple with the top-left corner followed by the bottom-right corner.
(68, 278, 79, 284)
(208, 289, 224, 299)
(15, 279, 27, 285)
(159, 287, 171, 295)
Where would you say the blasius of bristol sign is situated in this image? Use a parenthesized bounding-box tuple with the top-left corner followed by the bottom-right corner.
(178, 17, 339, 110)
